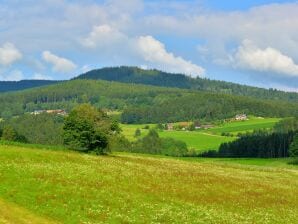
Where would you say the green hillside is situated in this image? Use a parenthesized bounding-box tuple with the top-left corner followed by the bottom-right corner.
(0, 80, 60, 93)
(76, 66, 298, 102)
(0, 79, 297, 124)
(0, 145, 297, 223)
(207, 117, 282, 135)
(121, 117, 281, 152)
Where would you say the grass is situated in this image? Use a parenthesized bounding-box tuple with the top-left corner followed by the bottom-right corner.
(207, 117, 281, 135)
(158, 131, 235, 151)
(0, 145, 297, 223)
(0, 199, 56, 224)
(120, 117, 281, 152)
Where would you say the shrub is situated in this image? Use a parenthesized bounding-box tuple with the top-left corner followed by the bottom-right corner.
(63, 104, 118, 154)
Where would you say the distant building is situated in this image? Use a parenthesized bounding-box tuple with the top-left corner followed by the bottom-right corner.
(31, 109, 67, 116)
(235, 114, 248, 121)
(201, 124, 214, 129)
(166, 123, 174, 131)
(31, 110, 45, 115)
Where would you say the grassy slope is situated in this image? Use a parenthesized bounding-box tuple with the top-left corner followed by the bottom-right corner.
(0, 145, 297, 223)
(121, 124, 235, 151)
(208, 117, 281, 135)
(0, 199, 57, 224)
(120, 117, 280, 152)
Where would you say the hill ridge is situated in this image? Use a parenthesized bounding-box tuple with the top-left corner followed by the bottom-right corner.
(75, 66, 298, 102)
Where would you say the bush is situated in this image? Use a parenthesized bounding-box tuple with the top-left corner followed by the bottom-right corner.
(160, 138, 188, 157)
(1, 126, 17, 141)
(63, 104, 119, 154)
(131, 129, 188, 157)
(134, 128, 141, 138)
(109, 135, 132, 152)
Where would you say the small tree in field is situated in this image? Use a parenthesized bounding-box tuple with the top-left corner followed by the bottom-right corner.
(1, 126, 17, 141)
(289, 133, 298, 158)
(134, 128, 141, 138)
(63, 104, 118, 154)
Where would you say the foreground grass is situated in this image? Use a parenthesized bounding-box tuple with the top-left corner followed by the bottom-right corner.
(0, 145, 297, 223)
(0, 199, 56, 224)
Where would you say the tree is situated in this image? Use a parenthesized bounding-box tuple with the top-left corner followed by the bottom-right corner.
(1, 125, 17, 141)
(290, 133, 298, 157)
(134, 128, 141, 138)
(63, 104, 116, 154)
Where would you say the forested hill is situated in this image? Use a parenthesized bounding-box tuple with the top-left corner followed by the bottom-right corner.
(0, 79, 297, 123)
(0, 80, 60, 93)
(75, 66, 298, 102)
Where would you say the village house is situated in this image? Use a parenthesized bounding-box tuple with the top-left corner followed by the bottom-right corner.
(235, 114, 248, 121)
(31, 109, 67, 116)
(166, 123, 174, 131)
(201, 124, 214, 129)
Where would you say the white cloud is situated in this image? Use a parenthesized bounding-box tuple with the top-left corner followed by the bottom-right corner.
(32, 73, 53, 80)
(42, 51, 77, 73)
(144, 3, 298, 62)
(0, 42, 22, 66)
(81, 25, 205, 77)
(234, 40, 298, 77)
(81, 25, 127, 48)
(136, 36, 205, 77)
(0, 69, 24, 81)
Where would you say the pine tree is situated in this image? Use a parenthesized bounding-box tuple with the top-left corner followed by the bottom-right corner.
(289, 133, 298, 157)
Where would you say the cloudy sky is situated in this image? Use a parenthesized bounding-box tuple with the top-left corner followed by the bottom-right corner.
(0, 0, 297, 91)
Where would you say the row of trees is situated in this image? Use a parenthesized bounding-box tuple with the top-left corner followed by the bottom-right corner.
(201, 118, 298, 159)
(0, 113, 64, 145)
(129, 129, 188, 157)
(201, 131, 296, 158)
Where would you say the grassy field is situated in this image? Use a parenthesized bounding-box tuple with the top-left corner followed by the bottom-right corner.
(207, 117, 281, 135)
(0, 145, 297, 223)
(120, 117, 281, 152)
(159, 131, 235, 151)
(121, 124, 235, 152)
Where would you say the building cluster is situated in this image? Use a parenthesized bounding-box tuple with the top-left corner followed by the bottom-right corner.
(235, 114, 248, 121)
(166, 122, 214, 131)
(31, 109, 67, 116)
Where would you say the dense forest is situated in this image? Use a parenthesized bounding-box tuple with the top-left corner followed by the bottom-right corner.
(76, 66, 298, 102)
(0, 80, 297, 123)
(201, 118, 298, 158)
(0, 80, 59, 93)
(0, 113, 64, 145)
(201, 131, 295, 158)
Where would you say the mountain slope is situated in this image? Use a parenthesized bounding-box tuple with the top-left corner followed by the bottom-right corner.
(0, 79, 297, 123)
(75, 66, 298, 102)
(0, 80, 60, 93)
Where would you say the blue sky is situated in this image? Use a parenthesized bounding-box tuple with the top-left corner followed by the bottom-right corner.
(0, 0, 297, 91)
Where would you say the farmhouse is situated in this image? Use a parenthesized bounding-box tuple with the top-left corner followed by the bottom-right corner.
(31, 109, 67, 116)
(166, 123, 174, 131)
(235, 114, 248, 121)
(201, 124, 214, 129)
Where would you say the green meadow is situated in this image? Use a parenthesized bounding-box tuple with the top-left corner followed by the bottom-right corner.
(120, 117, 281, 152)
(207, 117, 281, 135)
(0, 145, 297, 223)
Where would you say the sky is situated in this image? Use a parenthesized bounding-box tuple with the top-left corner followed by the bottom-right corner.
(0, 0, 298, 92)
